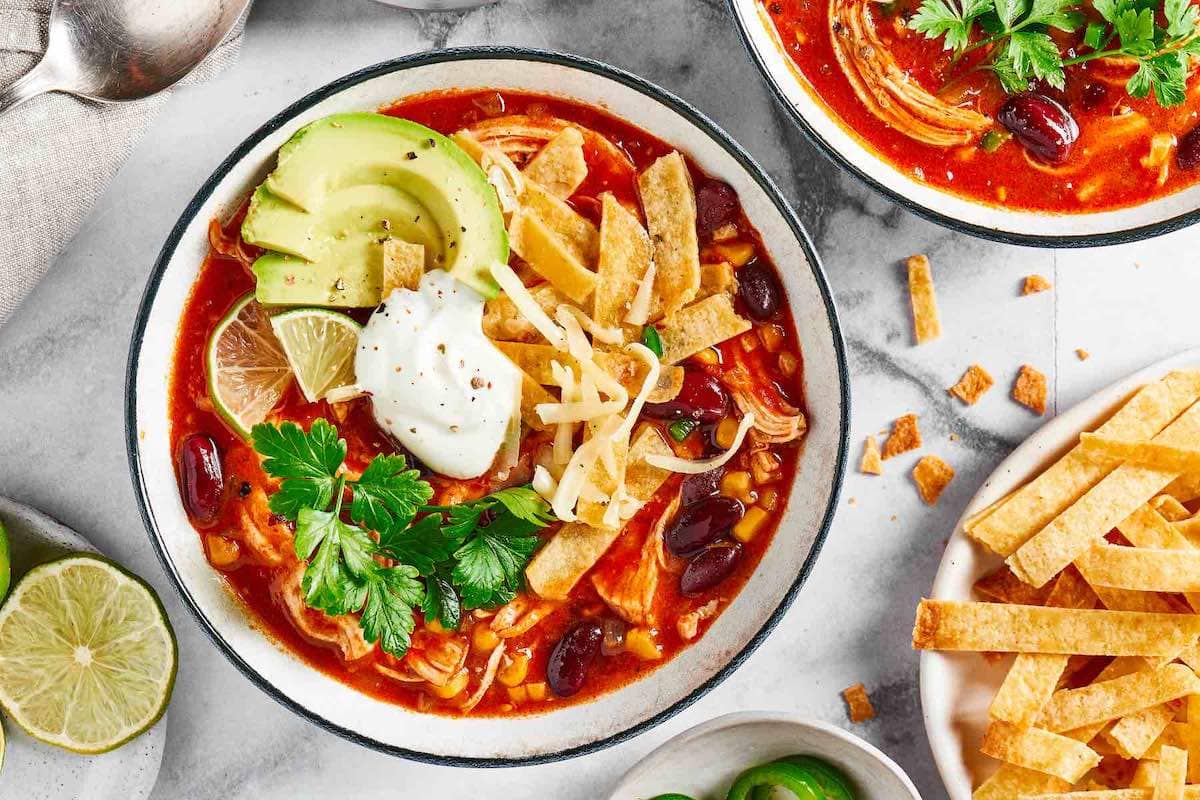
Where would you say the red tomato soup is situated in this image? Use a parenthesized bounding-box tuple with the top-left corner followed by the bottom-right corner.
(169, 90, 808, 716)
(760, 0, 1200, 211)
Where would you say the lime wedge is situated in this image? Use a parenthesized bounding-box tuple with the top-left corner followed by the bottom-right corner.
(0, 520, 9, 603)
(269, 308, 362, 403)
(207, 294, 293, 438)
(0, 555, 177, 754)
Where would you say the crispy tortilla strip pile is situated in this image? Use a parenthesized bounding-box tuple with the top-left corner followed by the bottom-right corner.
(913, 370, 1200, 794)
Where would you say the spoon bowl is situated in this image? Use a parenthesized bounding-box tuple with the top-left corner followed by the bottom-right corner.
(0, 0, 250, 115)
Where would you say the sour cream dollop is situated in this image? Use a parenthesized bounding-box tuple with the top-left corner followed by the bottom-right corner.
(355, 269, 521, 479)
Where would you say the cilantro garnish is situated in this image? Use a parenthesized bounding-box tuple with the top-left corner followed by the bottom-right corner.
(250, 420, 554, 658)
(909, 0, 1200, 105)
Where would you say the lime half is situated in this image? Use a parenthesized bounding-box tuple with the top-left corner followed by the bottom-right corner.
(270, 308, 362, 403)
(207, 294, 293, 438)
(0, 520, 9, 602)
(0, 555, 177, 753)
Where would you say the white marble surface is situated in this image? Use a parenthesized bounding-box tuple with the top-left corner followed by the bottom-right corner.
(1, 0, 1197, 797)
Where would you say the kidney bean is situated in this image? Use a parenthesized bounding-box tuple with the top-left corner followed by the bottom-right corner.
(681, 543, 742, 597)
(997, 93, 1079, 165)
(737, 260, 783, 321)
(665, 496, 745, 557)
(179, 434, 224, 524)
(680, 467, 726, 506)
(695, 179, 740, 237)
(644, 368, 730, 424)
(547, 620, 604, 697)
(1179, 125, 1200, 170)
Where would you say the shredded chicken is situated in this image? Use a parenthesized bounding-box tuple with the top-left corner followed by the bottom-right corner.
(593, 495, 680, 624)
(403, 630, 470, 687)
(830, 0, 990, 147)
(467, 115, 632, 170)
(490, 595, 558, 638)
(272, 564, 373, 661)
(229, 485, 291, 565)
(677, 600, 720, 642)
(722, 364, 807, 444)
(459, 642, 506, 714)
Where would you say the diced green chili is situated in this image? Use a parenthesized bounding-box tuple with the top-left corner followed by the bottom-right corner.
(980, 129, 1011, 153)
(641, 325, 664, 358)
(668, 419, 699, 442)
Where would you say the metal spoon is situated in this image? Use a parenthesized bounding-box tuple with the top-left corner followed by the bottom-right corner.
(0, 0, 251, 117)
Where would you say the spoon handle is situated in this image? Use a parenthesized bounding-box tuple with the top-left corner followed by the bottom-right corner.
(0, 61, 58, 119)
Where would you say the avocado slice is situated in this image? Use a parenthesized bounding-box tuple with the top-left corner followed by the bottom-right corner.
(242, 113, 507, 304)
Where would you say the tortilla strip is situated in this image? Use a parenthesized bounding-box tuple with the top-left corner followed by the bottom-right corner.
(906, 254, 942, 345)
(520, 181, 600, 266)
(594, 193, 651, 330)
(968, 372, 1200, 556)
(658, 294, 752, 365)
(1166, 472, 1200, 504)
(526, 427, 673, 600)
(1155, 745, 1188, 800)
(381, 239, 424, 294)
(1120, 504, 1190, 550)
(495, 342, 648, 397)
(1103, 702, 1177, 760)
(1158, 494, 1193, 520)
(1039, 664, 1200, 732)
(971, 763, 1071, 800)
(698, 261, 736, 300)
(522, 127, 587, 200)
(647, 366, 684, 404)
(509, 211, 597, 303)
(1075, 544, 1200, 592)
(483, 282, 572, 343)
(979, 721, 1100, 783)
(518, 374, 555, 431)
(975, 565, 1054, 606)
(1081, 434, 1200, 474)
(911, 600, 1200, 656)
(638, 152, 700, 319)
(1008, 399, 1200, 587)
(1022, 791, 1200, 799)
(990, 569, 1096, 727)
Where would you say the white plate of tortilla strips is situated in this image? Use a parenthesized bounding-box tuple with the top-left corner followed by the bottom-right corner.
(918, 348, 1200, 799)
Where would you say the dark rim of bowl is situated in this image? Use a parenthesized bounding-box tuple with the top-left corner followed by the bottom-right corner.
(726, 0, 1200, 248)
(124, 45, 851, 768)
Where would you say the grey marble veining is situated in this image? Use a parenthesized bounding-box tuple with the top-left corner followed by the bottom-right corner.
(3, 0, 1200, 797)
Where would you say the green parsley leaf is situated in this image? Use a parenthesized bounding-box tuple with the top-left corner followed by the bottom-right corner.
(991, 50, 1031, 92)
(1092, 0, 1120, 23)
(1165, 0, 1199, 37)
(295, 507, 375, 615)
(1114, 7, 1156, 54)
(487, 486, 556, 527)
(360, 566, 424, 657)
(349, 453, 433, 535)
(1006, 31, 1067, 88)
(421, 574, 462, 630)
(1083, 21, 1108, 48)
(1137, 51, 1189, 106)
(451, 513, 540, 610)
(1026, 0, 1083, 30)
(910, 0, 991, 51)
(252, 420, 345, 520)
(377, 513, 457, 576)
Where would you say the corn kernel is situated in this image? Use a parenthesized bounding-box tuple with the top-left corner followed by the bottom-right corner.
(473, 624, 500, 651)
(716, 241, 755, 267)
(778, 352, 798, 377)
(693, 347, 720, 366)
(721, 471, 752, 499)
(428, 669, 469, 699)
(425, 617, 448, 635)
(525, 682, 549, 701)
(497, 652, 530, 687)
(506, 685, 528, 704)
(715, 417, 740, 450)
(625, 627, 663, 661)
(739, 331, 758, 352)
(759, 488, 780, 511)
(205, 535, 240, 569)
(733, 506, 770, 543)
(758, 324, 786, 353)
(751, 451, 782, 485)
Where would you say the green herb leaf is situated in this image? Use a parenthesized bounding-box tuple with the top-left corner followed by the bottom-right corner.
(252, 420, 346, 520)
(377, 513, 457, 576)
(452, 513, 540, 610)
(421, 575, 462, 630)
(641, 325, 664, 358)
(991, 51, 1030, 93)
(349, 453, 433, 535)
(1165, 0, 1199, 37)
(1006, 31, 1067, 89)
(1083, 21, 1107, 48)
(488, 486, 556, 527)
(360, 566, 424, 657)
(295, 507, 375, 615)
(909, 0, 991, 51)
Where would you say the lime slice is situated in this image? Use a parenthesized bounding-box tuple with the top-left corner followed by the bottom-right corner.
(207, 294, 293, 438)
(269, 308, 362, 403)
(0, 520, 9, 603)
(0, 555, 177, 754)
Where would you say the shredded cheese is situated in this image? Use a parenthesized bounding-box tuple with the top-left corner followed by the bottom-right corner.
(561, 304, 624, 345)
(646, 413, 756, 474)
(489, 261, 568, 349)
(481, 148, 525, 214)
(613, 343, 660, 443)
(549, 360, 576, 468)
(532, 465, 558, 502)
(624, 260, 657, 326)
(551, 414, 623, 520)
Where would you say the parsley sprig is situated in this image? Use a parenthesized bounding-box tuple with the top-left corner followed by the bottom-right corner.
(251, 419, 554, 657)
(909, 0, 1200, 105)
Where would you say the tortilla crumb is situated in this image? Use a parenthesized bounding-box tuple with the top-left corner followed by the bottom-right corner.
(882, 413, 922, 460)
(913, 455, 955, 505)
(847, 497, 857, 506)
(1022, 274, 1053, 295)
(906, 255, 942, 345)
(860, 435, 883, 475)
(948, 364, 994, 405)
(842, 683, 876, 723)
(1012, 364, 1048, 415)
(1076, 348, 1090, 361)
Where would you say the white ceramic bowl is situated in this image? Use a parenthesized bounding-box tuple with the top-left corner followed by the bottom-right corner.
(921, 347, 1200, 797)
(125, 48, 850, 765)
(607, 711, 921, 799)
(727, 0, 1200, 247)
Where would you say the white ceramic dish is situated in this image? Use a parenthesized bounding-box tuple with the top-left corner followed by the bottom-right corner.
(920, 348, 1200, 798)
(125, 48, 850, 765)
(727, 0, 1200, 247)
(607, 711, 921, 799)
(0, 497, 166, 800)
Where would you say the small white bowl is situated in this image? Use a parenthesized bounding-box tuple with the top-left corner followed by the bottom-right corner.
(921, 347, 1200, 798)
(607, 711, 921, 799)
(125, 48, 850, 765)
(727, 0, 1200, 247)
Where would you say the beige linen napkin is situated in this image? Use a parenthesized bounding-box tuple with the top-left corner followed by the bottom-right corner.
(0, 2, 248, 325)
